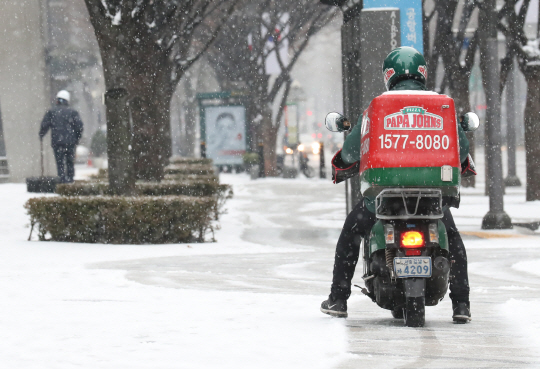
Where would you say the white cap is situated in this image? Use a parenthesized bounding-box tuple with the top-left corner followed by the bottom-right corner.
(56, 90, 71, 102)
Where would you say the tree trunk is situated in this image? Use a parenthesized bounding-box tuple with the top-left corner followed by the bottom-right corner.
(452, 72, 476, 188)
(181, 75, 198, 157)
(258, 107, 279, 177)
(130, 85, 174, 181)
(85, 9, 136, 196)
(104, 88, 136, 196)
(524, 65, 540, 201)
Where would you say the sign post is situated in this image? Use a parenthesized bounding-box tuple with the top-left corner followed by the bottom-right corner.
(0, 99, 9, 183)
(321, 0, 422, 214)
(478, 0, 512, 229)
(363, 0, 423, 53)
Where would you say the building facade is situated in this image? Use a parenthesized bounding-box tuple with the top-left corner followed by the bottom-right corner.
(0, 0, 105, 182)
(0, 1, 55, 181)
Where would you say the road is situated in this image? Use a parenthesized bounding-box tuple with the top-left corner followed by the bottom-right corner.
(93, 171, 540, 368)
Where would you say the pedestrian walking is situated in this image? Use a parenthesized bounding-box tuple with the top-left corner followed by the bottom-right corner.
(39, 90, 83, 183)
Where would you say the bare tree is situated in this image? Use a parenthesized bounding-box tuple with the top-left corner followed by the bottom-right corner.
(426, 0, 540, 199)
(84, 0, 239, 185)
(207, 0, 336, 175)
(423, 0, 479, 187)
(499, 0, 540, 200)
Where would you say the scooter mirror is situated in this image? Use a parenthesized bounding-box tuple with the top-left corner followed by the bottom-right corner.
(461, 112, 480, 132)
(325, 112, 351, 132)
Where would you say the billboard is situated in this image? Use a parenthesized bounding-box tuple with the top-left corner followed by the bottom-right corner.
(204, 106, 247, 165)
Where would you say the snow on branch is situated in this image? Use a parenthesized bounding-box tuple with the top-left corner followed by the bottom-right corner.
(100, 0, 122, 26)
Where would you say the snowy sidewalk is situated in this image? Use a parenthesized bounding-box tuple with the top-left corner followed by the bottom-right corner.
(0, 163, 539, 368)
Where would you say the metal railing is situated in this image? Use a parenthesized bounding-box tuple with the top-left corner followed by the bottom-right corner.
(375, 188, 443, 220)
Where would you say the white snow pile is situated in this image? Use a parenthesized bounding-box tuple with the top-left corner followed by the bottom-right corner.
(498, 298, 540, 350)
(498, 260, 540, 350)
(0, 182, 348, 369)
(523, 39, 540, 65)
(513, 259, 540, 278)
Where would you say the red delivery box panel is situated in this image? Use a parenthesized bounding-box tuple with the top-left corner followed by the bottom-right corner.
(359, 91, 461, 199)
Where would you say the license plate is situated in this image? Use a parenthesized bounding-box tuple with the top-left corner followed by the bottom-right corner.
(393, 257, 432, 278)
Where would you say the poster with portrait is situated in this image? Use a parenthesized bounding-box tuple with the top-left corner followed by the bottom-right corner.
(205, 106, 247, 165)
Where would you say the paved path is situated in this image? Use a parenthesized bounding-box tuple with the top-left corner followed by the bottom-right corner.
(94, 174, 540, 368)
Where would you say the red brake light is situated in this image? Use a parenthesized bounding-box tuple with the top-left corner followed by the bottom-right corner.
(401, 231, 424, 248)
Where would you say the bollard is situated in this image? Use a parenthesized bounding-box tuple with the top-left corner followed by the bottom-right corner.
(258, 141, 265, 178)
(200, 141, 206, 158)
(319, 141, 326, 179)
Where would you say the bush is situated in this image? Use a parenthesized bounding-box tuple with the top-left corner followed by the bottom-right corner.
(163, 173, 218, 182)
(165, 163, 215, 176)
(89, 168, 108, 181)
(56, 180, 230, 198)
(28, 157, 233, 245)
(25, 196, 217, 244)
(56, 181, 110, 196)
(243, 152, 259, 166)
(90, 129, 107, 157)
(89, 160, 216, 181)
(169, 157, 213, 166)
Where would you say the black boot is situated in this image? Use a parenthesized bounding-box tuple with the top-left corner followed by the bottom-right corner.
(452, 301, 471, 323)
(321, 295, 348, 318)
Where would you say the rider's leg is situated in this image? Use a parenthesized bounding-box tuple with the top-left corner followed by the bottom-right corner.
(441, 209, 471, 321)
(330, 200, 377, 300)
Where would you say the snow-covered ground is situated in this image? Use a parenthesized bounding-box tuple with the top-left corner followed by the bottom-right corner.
(1, 156, 539, 368)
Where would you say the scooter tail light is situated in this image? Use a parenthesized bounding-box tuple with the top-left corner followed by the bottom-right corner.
(429, 223, 439, 243)
(401, 231, 424, 248)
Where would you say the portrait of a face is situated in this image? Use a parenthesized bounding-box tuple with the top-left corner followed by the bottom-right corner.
(205, 106, 246, 165)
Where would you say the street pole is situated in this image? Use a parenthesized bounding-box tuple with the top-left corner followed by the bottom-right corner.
(504, 56, 521, 186)
(319, 141, 326, 179)
(340, 3, 363, 213)
(479, 0, 512, 229)
(258, 140, 265, 178)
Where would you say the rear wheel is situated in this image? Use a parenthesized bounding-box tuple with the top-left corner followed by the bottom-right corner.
(404, 297, 425, 327)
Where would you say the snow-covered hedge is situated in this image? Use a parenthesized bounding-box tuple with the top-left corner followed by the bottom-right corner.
(163, 174, 219, 182)
(56, 180, 231, 199)
(168, 157, 213, 166)
(89, 158, 217, 181)
(26, 157, 232, 244)
(164, 163, 216, 176)
(25, 196, 217, 244)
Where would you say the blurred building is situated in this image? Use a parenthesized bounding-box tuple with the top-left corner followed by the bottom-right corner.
(0, 1, 54, 181)
(0, 0, 104, 182)
(43, 0, 105, 146)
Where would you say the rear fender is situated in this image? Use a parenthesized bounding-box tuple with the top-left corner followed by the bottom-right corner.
(404, 278, 426, 298)
(437, 220, 449, 251)
(369, 220, 386, 255)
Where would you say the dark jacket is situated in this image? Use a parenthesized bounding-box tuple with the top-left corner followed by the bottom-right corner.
(39, 104, 83, 147)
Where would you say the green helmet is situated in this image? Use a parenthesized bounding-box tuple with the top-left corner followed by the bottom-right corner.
(382, 46, 427, 91)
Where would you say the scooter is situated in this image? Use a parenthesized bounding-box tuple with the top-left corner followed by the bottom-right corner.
(325, 91, 479, 327)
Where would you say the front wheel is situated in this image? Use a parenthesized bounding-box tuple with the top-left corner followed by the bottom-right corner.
(404, 297, 425, 327)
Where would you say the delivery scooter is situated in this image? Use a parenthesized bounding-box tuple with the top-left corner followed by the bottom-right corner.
(325, 91, 479, 327)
